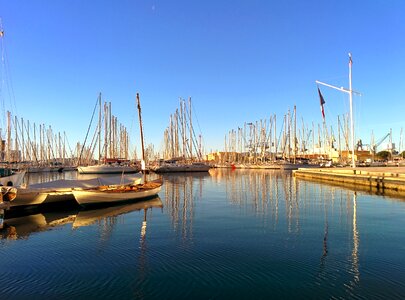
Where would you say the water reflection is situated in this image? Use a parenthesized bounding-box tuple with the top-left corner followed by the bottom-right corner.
(162, 168, 364, 291)
(161, 172, 209, 242)
(0, 196, 163, 240)
(210, 168, 301, 232)
(351, 192, 360, 286)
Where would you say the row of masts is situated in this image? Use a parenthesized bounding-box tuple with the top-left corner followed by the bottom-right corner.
(78, 93, 132, 165)
(162, 97, 204, 161)
(0, 93, 134, 168)
(223, 105, 356, 164)
(223, 107, 404, 165)
(1, 110, 75, 167)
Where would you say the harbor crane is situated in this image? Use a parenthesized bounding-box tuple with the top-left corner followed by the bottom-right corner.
(372, 132, 391, 158)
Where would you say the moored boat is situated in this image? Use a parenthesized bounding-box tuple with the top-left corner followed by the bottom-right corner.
(72, 179, 162, 206)
(0, 168, 26, 187)
(12, 173, 143, 208)
(152, 161, 211, 173)
(77, 164, 139, 174)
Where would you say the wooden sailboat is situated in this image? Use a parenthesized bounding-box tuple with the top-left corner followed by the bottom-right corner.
(72, 93, 162, 206)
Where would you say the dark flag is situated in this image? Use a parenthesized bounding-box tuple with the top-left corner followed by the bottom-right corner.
(318, 87, 326, 119)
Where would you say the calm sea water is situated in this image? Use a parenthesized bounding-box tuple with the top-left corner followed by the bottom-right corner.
(1, 169, 405, 299)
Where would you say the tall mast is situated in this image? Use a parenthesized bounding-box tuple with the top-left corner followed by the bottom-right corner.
(316, 53, 359, 168)
(104, 102, 108, 163)
(338, 115, 341, 162)
(348, 53, 355, 167)
(7, 111, 11, 163)
(189, 97, 192, 160)
(98, 93, 101, 163)
(136, 93, 146, 182)
(293, 105, 297, 163)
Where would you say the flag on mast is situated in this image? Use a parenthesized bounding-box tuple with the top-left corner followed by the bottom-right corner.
(318, 87, 326, 119)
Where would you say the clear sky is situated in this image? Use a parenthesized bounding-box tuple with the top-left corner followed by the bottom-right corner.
(0, 0, 404, 156)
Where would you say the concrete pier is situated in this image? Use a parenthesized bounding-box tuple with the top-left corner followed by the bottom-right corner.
(293, 167, 405, 196)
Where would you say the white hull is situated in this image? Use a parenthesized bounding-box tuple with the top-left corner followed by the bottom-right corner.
(0, 170, 26, 187)
(12, 174, 143, 208)
(72, 185, 162, 206)
(77, 165, 139, 174)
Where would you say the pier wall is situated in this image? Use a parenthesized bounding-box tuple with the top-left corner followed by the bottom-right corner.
(293, 167, 405, 195)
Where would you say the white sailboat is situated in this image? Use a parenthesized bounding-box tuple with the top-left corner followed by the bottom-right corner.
(77, 94, 139, 174)
(77, 160, 139, 174)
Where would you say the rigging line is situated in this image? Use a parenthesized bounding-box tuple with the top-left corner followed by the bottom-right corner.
(191, 99, 203, 135)
(22, 118, 39, 163)
(0, 34, 6, 131)
(77, 95, 99, 165)
(45, 126, 58, 163)
(64, 132, 75, 161)
(4, 45, 18, 116)
(277, 117, 285, 155)
(0, 24, 18, 118)
(86, 121, 100, 163)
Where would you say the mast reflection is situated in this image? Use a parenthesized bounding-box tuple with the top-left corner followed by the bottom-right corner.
(351, 192, 360, 284)
(162, 173, 208, 241)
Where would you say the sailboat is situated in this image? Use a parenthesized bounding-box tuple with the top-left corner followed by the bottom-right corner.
(72, 93, 162, 206)
(77, 94, 139, 174)
(77, 159, 139, 174)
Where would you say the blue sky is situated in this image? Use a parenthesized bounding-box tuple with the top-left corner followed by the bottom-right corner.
(0, 0, 404, 155)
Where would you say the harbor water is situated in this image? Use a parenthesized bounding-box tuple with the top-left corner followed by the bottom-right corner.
(1, 169, 405, 299)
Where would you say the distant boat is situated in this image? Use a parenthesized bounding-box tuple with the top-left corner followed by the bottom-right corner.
(77, 162, 139, 174)
(152, 160, 211, 173)
(72, 179, 162, 207)
(77, 94, 137, 175)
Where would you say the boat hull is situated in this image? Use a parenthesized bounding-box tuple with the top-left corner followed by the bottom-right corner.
(77, 165, 139, 174)
(0, 170, 26, 187)
(72, 186, 162, 206)
(153, 164, 210, 173)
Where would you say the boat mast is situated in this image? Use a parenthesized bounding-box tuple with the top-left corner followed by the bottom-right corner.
(316, 53, 359, 168)
(348, 53, 355, 167)
(98, 93, 101, 163)
(136, 93, 146, 182)
(7, 111, 11, 163)
(189, 97, 192, 160)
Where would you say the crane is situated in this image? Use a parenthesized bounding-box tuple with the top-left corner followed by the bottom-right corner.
(372, 132, 391, 155)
